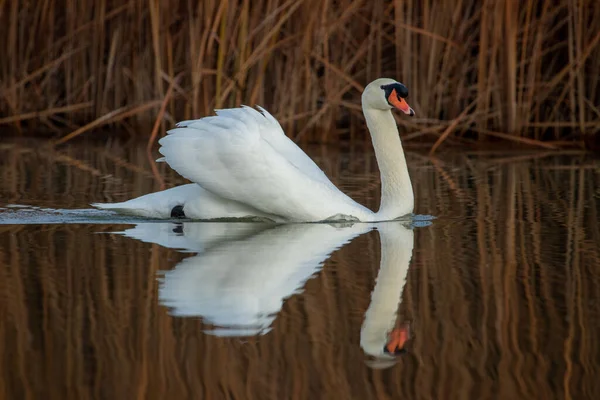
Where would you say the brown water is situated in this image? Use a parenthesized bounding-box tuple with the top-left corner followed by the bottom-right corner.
(1, 139, 599, 399)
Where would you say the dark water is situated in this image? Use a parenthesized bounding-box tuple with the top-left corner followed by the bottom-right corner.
(1, 139, 599, 399)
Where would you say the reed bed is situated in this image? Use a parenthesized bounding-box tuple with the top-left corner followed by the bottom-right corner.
(0, 141, 599, 399)
(1, 0, 600, 150)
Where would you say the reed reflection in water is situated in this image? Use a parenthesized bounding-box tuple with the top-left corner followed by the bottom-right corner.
(0, 139, 599, 399)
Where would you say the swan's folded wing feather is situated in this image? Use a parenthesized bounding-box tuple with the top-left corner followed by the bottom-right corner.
(181, 107, 335, 187)
(237, 106, 335, 187)
(158, 107, 371, 221)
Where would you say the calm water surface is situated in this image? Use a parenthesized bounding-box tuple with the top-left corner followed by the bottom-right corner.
(1, 139, 599, 399)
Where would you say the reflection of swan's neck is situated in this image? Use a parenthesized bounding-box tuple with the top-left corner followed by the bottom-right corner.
(363, 107, 414, 219)
(360, 224, 414, 358)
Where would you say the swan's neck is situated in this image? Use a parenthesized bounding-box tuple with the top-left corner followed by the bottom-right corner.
(363, 107, 414, 219)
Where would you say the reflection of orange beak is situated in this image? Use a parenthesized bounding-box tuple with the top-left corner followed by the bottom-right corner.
(388, 89, 415, 116)
(385, 326, 410, 354)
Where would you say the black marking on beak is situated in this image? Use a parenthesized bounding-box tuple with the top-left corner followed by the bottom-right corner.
(380, 82, 409, 103)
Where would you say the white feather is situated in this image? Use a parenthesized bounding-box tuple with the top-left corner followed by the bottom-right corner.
(158, 107, 372, 221)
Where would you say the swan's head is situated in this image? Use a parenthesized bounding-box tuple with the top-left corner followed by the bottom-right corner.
(362, 78, 414, 116)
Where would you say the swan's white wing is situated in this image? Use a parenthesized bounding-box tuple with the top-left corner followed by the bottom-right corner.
(177, 106, 331, 187)
(160, 107, 372, 221)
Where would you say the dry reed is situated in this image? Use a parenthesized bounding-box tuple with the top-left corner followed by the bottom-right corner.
(1, 140, 599, 399)
(1, 1, 600, 150)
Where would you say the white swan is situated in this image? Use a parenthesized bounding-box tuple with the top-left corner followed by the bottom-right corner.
(113, 220, 417, 359)
(93, 78, 415, 222)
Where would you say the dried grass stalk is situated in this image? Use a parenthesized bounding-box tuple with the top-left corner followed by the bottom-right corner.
(0, 0, 599, 147)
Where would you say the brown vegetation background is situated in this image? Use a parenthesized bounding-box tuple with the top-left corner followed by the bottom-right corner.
(1, 1, 600, 148)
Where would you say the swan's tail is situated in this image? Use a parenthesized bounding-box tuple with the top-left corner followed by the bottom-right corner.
(91, 201, 158, 218)
(91, 184, 203, 219)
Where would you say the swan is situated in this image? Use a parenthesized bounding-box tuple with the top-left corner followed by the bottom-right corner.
(112, 220, 417, 359)
(93, 78, 415, 222)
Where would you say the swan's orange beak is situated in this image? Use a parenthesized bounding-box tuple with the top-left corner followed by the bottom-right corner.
(388, 89, 415, 116)
(384, 325, 410, 355)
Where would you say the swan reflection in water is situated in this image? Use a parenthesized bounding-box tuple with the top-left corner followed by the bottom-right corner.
(115, 219, 427, 367)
